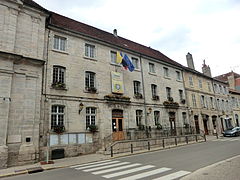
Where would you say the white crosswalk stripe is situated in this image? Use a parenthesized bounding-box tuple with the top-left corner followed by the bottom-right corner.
(212, 138, 240, 142)
(118, 167, 171, 180)
(75, 160, 120, 170)
(92, 163, 142, 175)
(72, 160, 191, 180)
(83, 162, 130, 172)
(102, 165, 155, 178)
(152, 170, 191, 180)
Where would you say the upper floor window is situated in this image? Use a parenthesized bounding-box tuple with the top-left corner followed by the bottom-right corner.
(166, 87, 171, 100)
(179, 89, 184, 101)
(201, 95, 206, 108)
(149, 63, 155, 73)
(210, 97, 214, 109)
(182, 112, 187, 125)
(85, 71, 96, 92)
(176, 71, 181, 80)
(51, 105, 64, 129)
(219, 85, 223, 94)
(85, 43, 95, 58)
(133, 81, 142, 97)
(110, 51, 117, 63)
(132, 57, 139, 70)
(151, 84, 159, 100)
(163, 67, 169, 77)
(154, 111, 160, 125)
(53, 66, 65, 84)
(198, 80, 202, 89)
(86, 107, 96, 129)
(192, 94, 197, 107)
(53, 35, 67, 51)
(189, 76, 193, 86)
(136, 110, 143, 126)
(207, 82, 211, 92)
(214, 84, 218, 93)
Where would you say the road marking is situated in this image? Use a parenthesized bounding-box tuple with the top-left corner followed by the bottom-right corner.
(75, 161, 120, 170)
(83, 162, 130, 172)
(102, 165, 155, 178)
(92, 163, 142, 175)
(70, 160, 111, 168)
(118, 167, 172, 180)
(230, 139, 239, 141)
(152, 170, 191, 180)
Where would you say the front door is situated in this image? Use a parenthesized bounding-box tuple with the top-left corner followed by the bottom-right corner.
(169, 112, 176, 136)
(194, 115, 200, 134)
(203, 119, 209, 135)
(112, 110, 124, 141)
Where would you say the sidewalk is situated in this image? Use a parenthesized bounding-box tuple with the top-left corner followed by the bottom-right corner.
(0, 135, 214, 178)
(181, 155, 240, 180)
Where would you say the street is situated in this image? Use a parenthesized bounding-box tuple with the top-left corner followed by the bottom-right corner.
(3, 136, 240, 180)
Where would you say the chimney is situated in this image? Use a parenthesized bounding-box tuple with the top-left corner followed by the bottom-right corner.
(113, 29, 117, 37)
(202, 60, 212, 77)
(186, 52, 195, 70)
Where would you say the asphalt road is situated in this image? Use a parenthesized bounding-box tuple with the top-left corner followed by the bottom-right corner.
(3, 136, 240, 180)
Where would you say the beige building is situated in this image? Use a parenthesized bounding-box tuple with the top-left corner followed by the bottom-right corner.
(183, 53, 230, 135)
(39, 12, 189, 160)
(0, 0, 48, 167)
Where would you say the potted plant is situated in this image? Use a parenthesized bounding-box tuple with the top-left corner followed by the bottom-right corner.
(156, 123, 162, 130)
(53, 125, 65, 134)
(52, 82, 66, 89)
(86, 87, 97, 93)
(152, 95, 159, 100)
(88, 124, 98, 133)
(134, 93, 143, 99)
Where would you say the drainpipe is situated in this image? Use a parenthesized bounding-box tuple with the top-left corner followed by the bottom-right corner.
(139, 54, 148, 131)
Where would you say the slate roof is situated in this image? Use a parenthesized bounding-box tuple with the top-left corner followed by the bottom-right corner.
(214, 72, 240, 82)
(48, 12, 183, 68)
(22, 0, 48, 12)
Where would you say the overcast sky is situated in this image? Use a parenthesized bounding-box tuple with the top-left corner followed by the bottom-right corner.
(35, 0, 240, 76)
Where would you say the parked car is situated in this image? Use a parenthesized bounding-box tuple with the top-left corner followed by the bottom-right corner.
(222, 127, 240, 137)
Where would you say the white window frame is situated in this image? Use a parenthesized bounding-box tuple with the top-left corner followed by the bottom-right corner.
(163, 67, 169, 77)
(136, 110, 143, 126)
(133, 81, 141, 95)
(189, 76, 193, 86)
(154, 111, 160, 125)
(51, 105, 65, 129)
(198, 79, 202, 89)
(132, 57, 139, 70)
(151, 84, 157, 97)
(53, 35, 67, 51)
(86, 107, 96, 129)
(53, 66, 65, 84)
(110, 51, 117, 64)
(176, 71, 181, 80)
(85, 71, 96, 89)
(149, 63, 155, 73)
(85, 43, 96, 58)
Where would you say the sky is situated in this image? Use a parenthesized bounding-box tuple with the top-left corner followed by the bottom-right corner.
(34, 0, 240, 77)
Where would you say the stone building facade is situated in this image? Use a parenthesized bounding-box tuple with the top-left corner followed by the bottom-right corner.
(183, 53, 231, 135)
(39, 12, 189, 160)
(0, 0, 48, 167)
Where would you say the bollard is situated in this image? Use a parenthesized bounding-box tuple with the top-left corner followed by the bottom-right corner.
(148, 141, 150, 150)
(162, 139, 165, 148)
(216, 133, 218, 139)
(195, 135, 198, 142)
(186, 136, 188, 144)
(204, 134, 206, 142)
(175, 137, 177, 146)
(111, 146, 113, 157)
(131, 144, 133, 153)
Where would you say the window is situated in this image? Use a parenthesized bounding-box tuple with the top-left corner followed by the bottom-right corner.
(133, 81, 141, 95)
(210, 97, 214, 109)
(198, 80, 202, 88)
(86, 107, 96, 129)
(219, 85, 223, 94)
(207, 82, 211, 92)
(51, 105, 64, 129)
(151, 84, 157, 97)
(176, 71, 181, 80)
(149, 63, 155, 73)
(216, 99, 220, 110)
(189, 76, 193, 86)
(85, 71, 96, 90)
(163, 67, 169, 77)
(182, 112, 187, 124)
(110, 51, 117, 63)
(136, 110, 143, 126)
(166, 87, 171, 99)
(53, 35, 67, 51)
(214, 84, 218, 93)
(201, 95, 206, 108)
(179, 90, 184, 101)
(192, 94, 197, 107)
(132, 57, 139, 69)
(154, 111, 160, 125)
(85, 43, 95, 58)
(53, 66, 65, 84)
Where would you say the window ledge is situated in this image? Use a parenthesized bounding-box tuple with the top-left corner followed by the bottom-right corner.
(84, 56, 97, 61)
(164, 76, 171, 80)
(148, 72, 157, 76)
(84, 90, 99, 94)
(110, 62, 121, 67)
(52, 49, 69, 55)
(134, 69, 141, 72)
(176, 79, 182, 82)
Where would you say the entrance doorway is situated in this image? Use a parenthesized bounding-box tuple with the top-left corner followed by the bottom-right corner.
(169, 112, 176, 136)
(235, 114, 239, 127)
(194, 115, 200, 134)
(112, 109, 124, 141)
(202, 115, 209, 135)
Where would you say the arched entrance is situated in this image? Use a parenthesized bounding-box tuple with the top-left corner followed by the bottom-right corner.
(202, 114, 209, 135)
(112, 109, 124, 141)
(194, 115, 200, 134)
(169, 112, 176, 136)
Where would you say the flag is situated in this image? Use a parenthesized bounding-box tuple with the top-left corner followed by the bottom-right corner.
(116, 51, 123, 64)
(122, 54, 135, 72)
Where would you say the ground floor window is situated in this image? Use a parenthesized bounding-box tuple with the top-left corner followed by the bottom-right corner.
(86, 107, 96, 129)
(51, 105, 64, 129)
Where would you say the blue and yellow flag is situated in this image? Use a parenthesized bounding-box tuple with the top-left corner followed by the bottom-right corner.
(116, 51, 123, 64)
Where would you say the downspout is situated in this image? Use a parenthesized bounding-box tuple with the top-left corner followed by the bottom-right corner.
(139, 54, 148, 130)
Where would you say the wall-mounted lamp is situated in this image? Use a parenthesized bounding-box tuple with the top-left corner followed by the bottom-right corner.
(79, 103, 84, 114)
(147, 107, 152, 115)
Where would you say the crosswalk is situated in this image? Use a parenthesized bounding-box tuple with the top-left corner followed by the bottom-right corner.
(70, 160, 191, 180)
